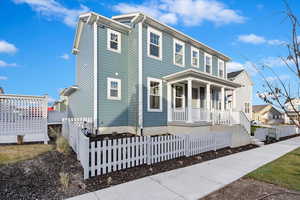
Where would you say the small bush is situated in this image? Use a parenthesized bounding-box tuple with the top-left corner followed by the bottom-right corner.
(59, 172, 70, 191)
(56, 136, 71, 155)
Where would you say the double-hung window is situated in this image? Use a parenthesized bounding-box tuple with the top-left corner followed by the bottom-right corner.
(147, 77, 162, 112)
(107, 29, 121, 53)
(218, 59, 225, 78)
(148, 27, 162, 60)
(191, 47, 199, 68)
(205, 53, 212, 74)
(173, 39, 185, 67)
(244, 102, 250, 113)
(107, 78, 121, 100)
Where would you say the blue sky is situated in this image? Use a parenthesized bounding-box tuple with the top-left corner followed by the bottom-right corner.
(0, 0, 299, 105)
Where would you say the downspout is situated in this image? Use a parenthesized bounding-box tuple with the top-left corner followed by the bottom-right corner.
(138, 15, 146, 136)
(93, 16, 99, 132)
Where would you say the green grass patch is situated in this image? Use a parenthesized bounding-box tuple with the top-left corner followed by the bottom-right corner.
(0, 144, 53, 165)
(247, 147, 300, 191)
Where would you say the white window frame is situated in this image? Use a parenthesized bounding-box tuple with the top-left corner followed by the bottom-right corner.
(218, 59, 225, 78)
(204, 53, 212, 74)
(173, 38, 185, 67)
(107, 77, 121, 100)
(147, 77, 163, 112)
(147, 27, 162, 60)
(173, 84, 186, 111)
(107, 29, 121, 53)
(191, 46, 199, 68)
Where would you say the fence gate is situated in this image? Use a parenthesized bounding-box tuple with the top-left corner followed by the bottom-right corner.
(0, 94, 49, 144)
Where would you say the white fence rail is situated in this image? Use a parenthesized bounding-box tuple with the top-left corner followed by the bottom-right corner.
(0, 94, 48, 143)
(48, 111, 67, 124)
(62, 118, 232, 179)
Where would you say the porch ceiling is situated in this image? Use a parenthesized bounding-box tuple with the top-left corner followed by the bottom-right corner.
(162, 69, 241, 88)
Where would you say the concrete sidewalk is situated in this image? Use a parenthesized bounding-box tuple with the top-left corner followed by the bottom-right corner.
(68, 136, 300, 200)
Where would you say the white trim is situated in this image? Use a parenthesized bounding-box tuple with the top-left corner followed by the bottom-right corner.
(107, 77, 122, 100)
(93, 21, 98, 129)
(138, 22, 143, 129)
(147, 77, 163, 112)
(218, 58, 225, 78)
(107, 28, 121, 53)
(191, 46, 199, 68)
(147, 26, 162, 60)
(204, 53, 212, 74)
(173, 38, 185, 67)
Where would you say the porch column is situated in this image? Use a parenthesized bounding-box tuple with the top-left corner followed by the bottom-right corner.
(187, 79, 193, 123)
(206, 84, 211, 111)
(221, 87, 225, 111)
(167, 82, 172, 122)
(232, 89, 236, 111)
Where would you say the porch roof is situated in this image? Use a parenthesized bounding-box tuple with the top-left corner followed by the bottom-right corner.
(162, 69, 241, 88)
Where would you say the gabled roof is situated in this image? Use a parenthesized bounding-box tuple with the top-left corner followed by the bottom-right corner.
(252, 105, 270, 113)
(227, 70, 244, 79)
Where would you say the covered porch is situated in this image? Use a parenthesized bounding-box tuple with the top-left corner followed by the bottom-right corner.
(164, 69, 241, 125)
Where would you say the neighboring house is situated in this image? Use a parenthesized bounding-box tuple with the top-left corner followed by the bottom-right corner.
(53, 88, 70, 112)
(227, 70, 253, 120)
(64, 12, 252, 146)
(284, 98, 300, 124)
(252, 105, 284, 125)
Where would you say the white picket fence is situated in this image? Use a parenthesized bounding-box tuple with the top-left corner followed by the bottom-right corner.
(0, 94, 48, 144)
(62, 118, 232, 179)
(254, 125, 299, 141)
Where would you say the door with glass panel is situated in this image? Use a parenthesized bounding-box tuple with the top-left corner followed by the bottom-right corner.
(173, 84, 186, 121)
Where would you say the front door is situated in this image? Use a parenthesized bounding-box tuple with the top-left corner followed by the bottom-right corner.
(173, 84, 185, 111)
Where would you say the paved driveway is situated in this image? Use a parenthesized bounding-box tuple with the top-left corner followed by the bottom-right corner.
(68, 136, 300, 200)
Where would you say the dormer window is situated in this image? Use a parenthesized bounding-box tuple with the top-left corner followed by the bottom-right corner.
(205, 53, 212, 74)
(218, 59, 225, 78)
(107, 29, 121, 53)
(147, 27, 162, 60)
(173, 39, 185, 67)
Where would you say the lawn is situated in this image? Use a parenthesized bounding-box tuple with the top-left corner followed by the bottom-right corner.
(247, 147, 300, 191)
(0, 144, 54, 165)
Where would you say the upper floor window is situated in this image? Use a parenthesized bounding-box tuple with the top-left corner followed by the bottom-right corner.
(107, 29, 121, 53)
(218, 59, 225, 78)
(147, 27, 162, 60)
(191, 47, 199, 68)
(173, 39, 185, 67)
(244, 102, 250, 113)
(205, 53, 212, 74)
(107, 78, 121, 100)
(147, 77, 162, 112)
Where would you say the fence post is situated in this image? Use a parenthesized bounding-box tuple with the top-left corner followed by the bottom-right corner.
(214, 132, 217, 151)
(81, 134, 90, 180)
(184, 134, 190, 157)
(146, 136, 152, 165)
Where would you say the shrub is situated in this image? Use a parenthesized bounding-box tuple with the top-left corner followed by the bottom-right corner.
(56, 136, 71, 155)
(59, 172, 70, 191)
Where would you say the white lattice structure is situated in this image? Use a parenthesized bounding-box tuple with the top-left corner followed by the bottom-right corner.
(0, 94, 49, 144)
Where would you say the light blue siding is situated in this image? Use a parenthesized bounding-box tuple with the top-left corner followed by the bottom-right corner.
(68, 23, 94, 118)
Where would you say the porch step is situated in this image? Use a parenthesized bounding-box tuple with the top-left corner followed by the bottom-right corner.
(168, 121, 212, 127)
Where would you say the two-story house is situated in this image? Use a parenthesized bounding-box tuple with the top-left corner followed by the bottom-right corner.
(63, 12, 252, 146)
(284, 98, 300, 124)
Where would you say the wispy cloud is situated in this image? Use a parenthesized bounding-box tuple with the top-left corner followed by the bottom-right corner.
(113, 0, 245, 26)
(0, 40, 18, 54)
(60, 53, 70, 60)
(265, 74, 290, 82)
(259, 56, 291, 68)
(12, 0, 89, 27)
(0, 76, 8, 80)
(227, 61, 257, 75)
(0, 60, 17, 67)
(238, 34, 285, 45)
(48, 96, 56, 103)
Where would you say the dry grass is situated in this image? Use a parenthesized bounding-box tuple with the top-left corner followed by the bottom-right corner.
(59, 172, 70, 191)
(0, 144, 53, 165)
(56, 136, 71, 155)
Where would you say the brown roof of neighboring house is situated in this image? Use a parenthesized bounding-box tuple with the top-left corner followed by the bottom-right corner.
(252, 105, 269, 113)
(227, 70, 244, 79)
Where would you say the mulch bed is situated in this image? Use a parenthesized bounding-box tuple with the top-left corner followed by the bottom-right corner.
(85, 144, 257, 193)
(89, 132, 136, 142)
(0, 143, 257, 200)
(202, 178, 300, 200)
